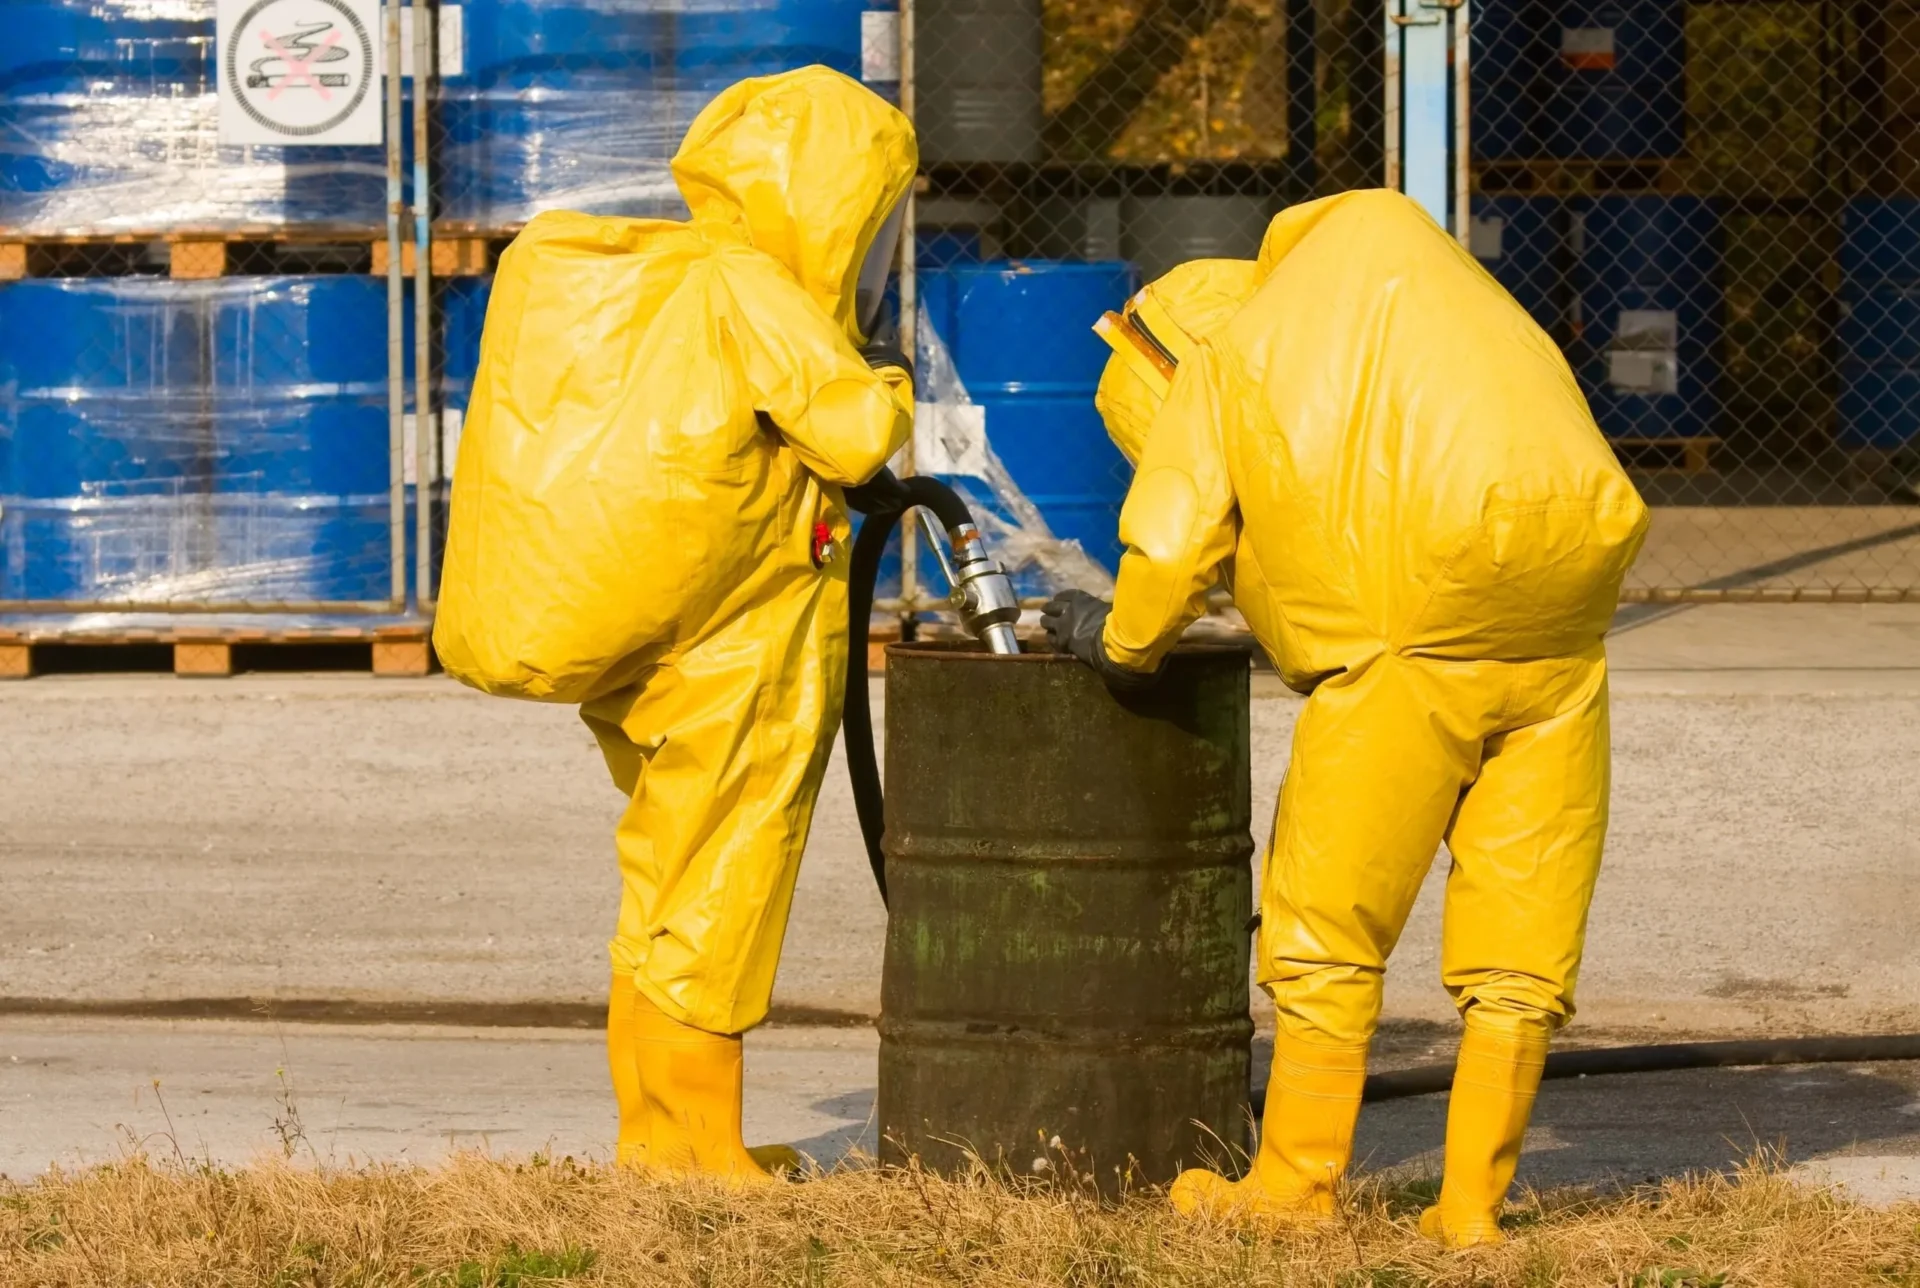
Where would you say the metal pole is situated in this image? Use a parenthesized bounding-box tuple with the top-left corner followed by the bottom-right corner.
(1452, 0, 1470, 246)
(897, 0, 921, 621)
(384, 1, 407, 610)
(412, 0, 436, 614)
(1383, 0, 1401, 193)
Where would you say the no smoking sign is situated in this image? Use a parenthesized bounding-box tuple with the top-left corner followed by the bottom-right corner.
(219, 0, 383, 145)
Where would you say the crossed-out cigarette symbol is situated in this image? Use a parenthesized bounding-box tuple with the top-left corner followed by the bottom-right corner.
(259, 26, 343, 101)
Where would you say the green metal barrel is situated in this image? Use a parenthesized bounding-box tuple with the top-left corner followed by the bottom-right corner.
(876, 643, 1254, 1193)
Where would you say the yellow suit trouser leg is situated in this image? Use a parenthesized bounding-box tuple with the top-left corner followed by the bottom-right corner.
(1422, 652, 1610, 1244)
(583, 568, 846, 1036)
(1169, 655, 1488, 1219)
(583, 569, 845, 1174)
(1170, 651, 1610, 1222)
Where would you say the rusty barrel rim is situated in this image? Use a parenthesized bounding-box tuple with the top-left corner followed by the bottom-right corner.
(885, 640, 1255, 662)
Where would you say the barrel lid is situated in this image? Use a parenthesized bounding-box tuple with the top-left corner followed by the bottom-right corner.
(885, 639, 1254, 660)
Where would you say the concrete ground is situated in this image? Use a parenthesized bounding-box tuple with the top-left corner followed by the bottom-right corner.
(3, 603, 1918, 1198)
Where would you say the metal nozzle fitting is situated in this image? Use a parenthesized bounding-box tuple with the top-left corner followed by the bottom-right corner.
(945, 523, 1022, 655)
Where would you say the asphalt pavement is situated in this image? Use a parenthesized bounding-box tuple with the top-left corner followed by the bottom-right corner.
(2, 603, 1918, 1198)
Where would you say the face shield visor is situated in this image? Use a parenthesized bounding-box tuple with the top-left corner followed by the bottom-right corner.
(854, 196, 908, 339)
(1091, 293, 1186, 464)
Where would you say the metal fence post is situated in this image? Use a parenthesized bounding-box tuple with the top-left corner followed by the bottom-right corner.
(412, 0, 436, 615)
(385, 1, 408, 612)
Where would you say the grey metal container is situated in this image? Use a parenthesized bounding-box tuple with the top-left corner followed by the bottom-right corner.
(915, 0, 1044, 164)
(876, 643, 1254, 1195)
(1024, 197, 1123, 262)
(1121, 195, 1272, 280)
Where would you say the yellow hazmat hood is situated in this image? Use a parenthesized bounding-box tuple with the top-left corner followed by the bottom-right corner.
(1092, 257, 1262, 463)
(672, 66, 918, 339)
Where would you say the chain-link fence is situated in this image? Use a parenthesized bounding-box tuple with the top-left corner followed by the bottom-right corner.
(10, 0, 1920, 627)
(902, 0, 1920, 602)
(1471, 0, 1920, 599)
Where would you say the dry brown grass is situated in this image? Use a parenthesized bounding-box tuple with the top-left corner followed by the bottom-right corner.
(2, 1150, 1916, 1287)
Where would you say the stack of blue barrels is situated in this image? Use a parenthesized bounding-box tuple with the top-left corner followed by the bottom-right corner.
(0, 279, 402, 602)
(1839, 200, 1920, 451)
(441, 0, 883, 224)
(0, 0, 386, 230)
(0, 0, 901, 609)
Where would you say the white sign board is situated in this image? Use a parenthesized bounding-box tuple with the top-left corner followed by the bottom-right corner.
(219, 0, 383, 146)
(860, 10, 900, 82)
(914, 402, 990, 478)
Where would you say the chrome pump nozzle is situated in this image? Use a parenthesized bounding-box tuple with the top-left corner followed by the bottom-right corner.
(917, 512, 1022, 654)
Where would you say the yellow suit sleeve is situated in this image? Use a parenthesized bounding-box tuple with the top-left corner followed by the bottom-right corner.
(729, 258, 912, 486)
(1103, 345, 1241, 672)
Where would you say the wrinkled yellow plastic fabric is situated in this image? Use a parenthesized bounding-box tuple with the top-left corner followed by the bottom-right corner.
(1091, 189, 1646, 1054)
(434, 67, 916, 1035)
(1265, 647, 1612, 1043)
(1102, 189, 1647, 682)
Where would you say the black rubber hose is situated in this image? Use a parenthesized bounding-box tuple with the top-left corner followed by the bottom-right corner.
(1247, 1033, 1920, 1113)
(844, 502, 903, 906)
(901, 475, 975, 531)
(842, 474, 982, 906)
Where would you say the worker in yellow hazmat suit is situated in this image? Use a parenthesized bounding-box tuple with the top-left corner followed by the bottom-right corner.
(433, 67, 917, 1182)
(1049, 189, 1648, 1244)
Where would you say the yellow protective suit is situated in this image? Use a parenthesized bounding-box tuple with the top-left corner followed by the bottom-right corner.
(1089, 190, 1647, 1239)
(433, 67, 915, 1175)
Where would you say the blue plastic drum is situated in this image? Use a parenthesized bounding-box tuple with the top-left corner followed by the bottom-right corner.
(441, 277, 492, 417)
(0, 277, 399, 603)
(1838, 199, 1920, 448)
(1535, 0, 1686, 160)
(1573, 196, 1721, 439)
(1470, 0, 1549, 161)
(211, 278, 389, 496)
(0, 278, 213, 601)
(1472, 195, 1564, 333)
(891, 261, 1137, 601)
(440, 0, 875, 226)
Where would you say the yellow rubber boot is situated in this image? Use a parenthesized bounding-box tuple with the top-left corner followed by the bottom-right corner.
(1419, 1023, 1549, 1247)
(631, 991, 798, 1183)
(1171, 1032, 1368, 1222)
(608, 972, 648, 1168)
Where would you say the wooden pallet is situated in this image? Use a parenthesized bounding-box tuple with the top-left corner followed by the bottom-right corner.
(1474, 158, 1690, 197)
(0, 622, 432, 679)
(1612, 435, 1719, 475)
(0, 226, 503, 281)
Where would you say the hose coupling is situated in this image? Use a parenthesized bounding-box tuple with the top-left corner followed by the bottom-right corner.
(946, 523, 1022, 655)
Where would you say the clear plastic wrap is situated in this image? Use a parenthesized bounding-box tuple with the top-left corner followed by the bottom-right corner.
(435, 83, 705, 225)
(0, 490, 419, 606)
(1, 0, 388, 231)
(909, 298, 1117, 600)
(0, 276, 438, 609)
(1, 91, 390, 232)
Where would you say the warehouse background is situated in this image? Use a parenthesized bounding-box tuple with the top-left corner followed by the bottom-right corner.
(4, 0, 1920, 672)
